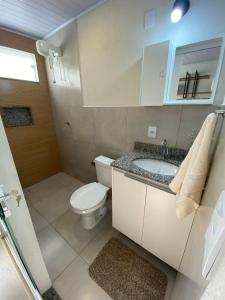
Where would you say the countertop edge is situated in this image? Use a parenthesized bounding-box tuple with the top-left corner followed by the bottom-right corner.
(112, 167, 176, 195)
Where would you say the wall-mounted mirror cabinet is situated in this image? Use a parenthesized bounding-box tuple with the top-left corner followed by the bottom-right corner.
(140, 37, 225, 107)
(165, 37, 225, 105)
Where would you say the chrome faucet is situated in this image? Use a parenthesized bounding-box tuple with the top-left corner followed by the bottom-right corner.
(162, 139, 169, 159)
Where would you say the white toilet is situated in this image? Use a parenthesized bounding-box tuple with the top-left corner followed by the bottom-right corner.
(70, 156, 114, 230)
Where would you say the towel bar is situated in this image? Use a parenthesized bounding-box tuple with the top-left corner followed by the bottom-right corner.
(215, 109, 225, 117)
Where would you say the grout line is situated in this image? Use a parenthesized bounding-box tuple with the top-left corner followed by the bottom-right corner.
(79, 216, 112, 257)
(52, 255, 80, 283)
(80, 255, 91, 266)
(78, 214, 112, 255)
(49, 209, 72, 226)
(29, 208, 80, 284)
(52, 223, 114, 282)
(78, 255, 92, 267)
(175, 106, 183, 148)
(124, 107, 129, 151)
(28, 203, 51, 233)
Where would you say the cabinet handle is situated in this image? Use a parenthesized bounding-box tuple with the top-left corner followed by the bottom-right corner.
(183, 72, 191, 99)
(192, 70, 199, 98)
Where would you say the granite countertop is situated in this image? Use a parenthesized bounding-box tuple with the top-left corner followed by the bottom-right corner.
(111, 142, 187, 186)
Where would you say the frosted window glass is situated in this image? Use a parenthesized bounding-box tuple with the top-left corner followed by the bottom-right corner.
(0, 46, 39, 82)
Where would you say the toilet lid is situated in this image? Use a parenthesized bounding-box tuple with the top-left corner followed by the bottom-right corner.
(70, 182, 109, 211)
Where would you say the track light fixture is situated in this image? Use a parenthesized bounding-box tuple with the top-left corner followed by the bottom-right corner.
(171, 0, 190, 23)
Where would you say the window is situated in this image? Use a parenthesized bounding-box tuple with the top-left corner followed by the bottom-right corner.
(0, 46, 39, 82)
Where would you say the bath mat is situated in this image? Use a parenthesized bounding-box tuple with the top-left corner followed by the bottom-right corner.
(42, 287, 61, 300)
(89, 238, 168, 300)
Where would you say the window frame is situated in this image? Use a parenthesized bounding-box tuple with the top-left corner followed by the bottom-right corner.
(0, 45, 40, 83)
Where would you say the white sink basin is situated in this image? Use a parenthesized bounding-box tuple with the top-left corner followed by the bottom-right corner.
(132, 158, 178, 176)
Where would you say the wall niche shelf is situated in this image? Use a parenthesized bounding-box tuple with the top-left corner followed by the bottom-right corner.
(0, 106, 33, 127)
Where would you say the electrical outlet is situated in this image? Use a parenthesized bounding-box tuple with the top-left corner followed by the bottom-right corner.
(148, 126, 157, 138)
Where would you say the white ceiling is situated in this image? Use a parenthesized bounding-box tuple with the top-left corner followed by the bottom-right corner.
(0, 0, 105, 39)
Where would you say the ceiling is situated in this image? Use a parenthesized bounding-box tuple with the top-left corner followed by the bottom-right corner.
(0, 0, 104, 39)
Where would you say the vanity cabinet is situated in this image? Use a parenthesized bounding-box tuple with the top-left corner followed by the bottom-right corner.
(112, 170, 146, 245)
(142, 186, 195, 270)
(112, 169, 195, 270)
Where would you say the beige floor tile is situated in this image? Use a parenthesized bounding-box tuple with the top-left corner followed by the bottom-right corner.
(29, 173, 84, 223)
(26, 173, 83, 207)
(26, 174, 65, 205)
(37, 225, 77, 281)
(80, 223, 118, 265)
(52, 210, 112, 253)
(33, 186, 74, 223)
(54, 256, 111, 300)
(28, 207, 48, 233)
(53, 172, 84, 189)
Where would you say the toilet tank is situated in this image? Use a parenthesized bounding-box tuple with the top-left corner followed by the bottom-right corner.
(94, 156, 115, 188)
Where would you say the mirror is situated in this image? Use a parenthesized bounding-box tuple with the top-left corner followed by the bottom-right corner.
(168, 38, 223, 103)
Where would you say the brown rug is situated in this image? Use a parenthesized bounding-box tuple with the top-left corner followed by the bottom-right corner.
(89, 238, 168, 300)
(42, 287, 61, 300)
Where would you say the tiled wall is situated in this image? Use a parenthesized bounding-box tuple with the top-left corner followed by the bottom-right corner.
(0, 29, 61, 187)
(46, 21, 214, 183)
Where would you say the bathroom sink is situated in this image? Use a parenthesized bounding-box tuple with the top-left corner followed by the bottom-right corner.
(132, 158, 178, 176)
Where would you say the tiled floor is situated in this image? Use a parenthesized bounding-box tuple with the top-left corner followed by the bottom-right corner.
(25, 172, 177, 300)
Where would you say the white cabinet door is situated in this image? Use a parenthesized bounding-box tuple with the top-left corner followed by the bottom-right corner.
(140, 41, 170, 106)
(142, 186, 195, 270)
(112, 170, 147, 245)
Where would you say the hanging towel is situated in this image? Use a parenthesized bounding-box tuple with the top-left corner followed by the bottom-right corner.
(169, 113, 218, 219)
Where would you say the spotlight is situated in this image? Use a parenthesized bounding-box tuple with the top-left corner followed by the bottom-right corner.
(171, 0, 190, 23)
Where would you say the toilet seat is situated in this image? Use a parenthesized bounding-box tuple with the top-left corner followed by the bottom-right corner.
(70, 182, 109, 214)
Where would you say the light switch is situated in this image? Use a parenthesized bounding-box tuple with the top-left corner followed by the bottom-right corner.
(148, 126, 157, 138)
(144, 9, 156, 29)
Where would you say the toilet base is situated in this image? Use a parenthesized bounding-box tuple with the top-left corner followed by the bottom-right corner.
(81, 205, 107, 230)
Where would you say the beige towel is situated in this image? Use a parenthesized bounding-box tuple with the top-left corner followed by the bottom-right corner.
(170, 113, 218, 219)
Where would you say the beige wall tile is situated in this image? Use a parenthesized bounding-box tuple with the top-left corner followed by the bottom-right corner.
(69, 107, 95, 143)
(58, 137, 76, 163)
(65, 140, 96, 183)
(127, 106, 182, 148)
(176, 106, 215, 149)
(93, 108, 128, 151)
(94, 144, 126, 161)
(52, 105, 73, 140)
